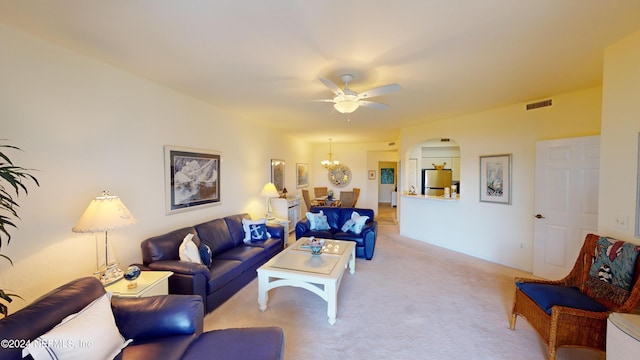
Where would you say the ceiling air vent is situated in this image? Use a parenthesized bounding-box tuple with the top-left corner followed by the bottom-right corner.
(526, 99, 552, 110)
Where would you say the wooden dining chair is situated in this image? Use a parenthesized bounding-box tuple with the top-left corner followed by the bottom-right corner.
(352, 188, 360, 207)
(339, 191, 356, 208)
(314, 187, 328, 198)
(301, 189, 320, 211)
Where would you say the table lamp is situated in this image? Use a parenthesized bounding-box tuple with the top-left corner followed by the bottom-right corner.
(260, 182, 280, 219)
(72, 191, 137, 285)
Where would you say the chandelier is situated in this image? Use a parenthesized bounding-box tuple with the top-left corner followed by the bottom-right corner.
(320, 138, 340, 169)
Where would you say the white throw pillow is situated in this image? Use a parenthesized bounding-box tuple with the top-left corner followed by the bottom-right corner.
(23, 292, 131, 360)
(179, 233, 202, 264)
(242, 218, 272, 243)
(351, 211, 370, 234)
(306, 210, 328, 230)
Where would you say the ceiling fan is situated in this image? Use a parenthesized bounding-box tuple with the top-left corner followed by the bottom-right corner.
(318, 74, 401, 114)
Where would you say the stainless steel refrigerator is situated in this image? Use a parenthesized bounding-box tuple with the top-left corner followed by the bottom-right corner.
(422, 169, 452, 196)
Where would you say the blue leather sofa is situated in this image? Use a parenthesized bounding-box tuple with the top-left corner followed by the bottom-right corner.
(0, 277, 284, 360)
(295, 207, 377, 260)
(139, 213, 284, 314)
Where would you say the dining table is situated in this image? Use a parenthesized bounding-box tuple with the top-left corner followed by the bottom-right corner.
(314, 196, 341, 207)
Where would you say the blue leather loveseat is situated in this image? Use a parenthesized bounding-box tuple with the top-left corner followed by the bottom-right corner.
(0, 277, 284, 360)
(295, 206, 377, 260)
(139, 213, 285, 314)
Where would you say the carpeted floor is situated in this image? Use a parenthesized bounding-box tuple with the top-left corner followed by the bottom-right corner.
(204, 206, 605, 360)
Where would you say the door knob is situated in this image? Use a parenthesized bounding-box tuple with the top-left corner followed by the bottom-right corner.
(534, 214, 545, 219)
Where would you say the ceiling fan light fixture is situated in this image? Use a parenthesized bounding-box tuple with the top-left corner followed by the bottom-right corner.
(333, 96, 360, 114)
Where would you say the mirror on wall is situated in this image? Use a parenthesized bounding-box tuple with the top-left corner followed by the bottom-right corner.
(408, 138, 460, 195)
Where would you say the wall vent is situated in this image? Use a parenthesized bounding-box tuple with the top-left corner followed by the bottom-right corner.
(526, 99, 552, 110)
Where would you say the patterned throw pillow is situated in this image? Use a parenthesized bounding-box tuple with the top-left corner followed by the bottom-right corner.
(341, 211, 369, 234)
(341, 219, 356, 232)
(306, 210, 330, 230)
(585, 237, 640, 306)
(351, 211, 369, 234)
(242, 218, 271, 242)
(314, 214, 331, 230)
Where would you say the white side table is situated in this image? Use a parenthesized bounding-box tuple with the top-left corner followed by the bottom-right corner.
(105, 270, 173, 298)
(267, 217, 290, 246)
(608, 312, 640, 359)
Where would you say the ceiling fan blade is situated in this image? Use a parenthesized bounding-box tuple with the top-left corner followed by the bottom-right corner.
(310, 99, 336, 103)
(319, 78, 344, 96)
(358, 84, 401, 99)
(359, 100, 389, 110)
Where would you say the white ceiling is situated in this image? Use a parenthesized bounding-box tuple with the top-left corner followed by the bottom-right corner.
(2, 1, 640, 144)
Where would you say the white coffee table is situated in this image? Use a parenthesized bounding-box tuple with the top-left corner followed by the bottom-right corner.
(257, 238, 356, 325)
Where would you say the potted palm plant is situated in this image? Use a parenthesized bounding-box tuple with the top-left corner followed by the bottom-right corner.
(0, 141, 39, 317)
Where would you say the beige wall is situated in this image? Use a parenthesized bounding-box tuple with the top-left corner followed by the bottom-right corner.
(0, 23, 312, 312)
(599, 29, 640, 241)
(399, 87, 602, 271)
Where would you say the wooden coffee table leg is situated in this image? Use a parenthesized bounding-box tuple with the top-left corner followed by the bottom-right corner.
(327, 281, 338, 325)
(258, 272, 269, 311)
(349, 247, 356, 274)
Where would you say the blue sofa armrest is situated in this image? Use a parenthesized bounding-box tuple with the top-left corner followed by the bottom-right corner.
(360, 221, 378, 260)
(147, 260, 209, 304)
(266, 224, 284, 240)
(112, 294, 204, 341)
(147, 260, 210, 279)
(295, 219, 311, 239)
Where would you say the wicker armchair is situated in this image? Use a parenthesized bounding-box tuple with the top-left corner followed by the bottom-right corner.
(510, 233, 640, 359)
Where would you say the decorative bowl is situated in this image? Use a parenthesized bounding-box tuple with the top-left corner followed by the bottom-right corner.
(305, 237, 325, 255)
(310, 244, 323, 255)
(124, 265, 141, 289)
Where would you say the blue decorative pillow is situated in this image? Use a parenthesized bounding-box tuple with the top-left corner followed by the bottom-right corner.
(242, 218, 272, 243)
(248, 223, 270, 241)
(198, 243, 213, 268)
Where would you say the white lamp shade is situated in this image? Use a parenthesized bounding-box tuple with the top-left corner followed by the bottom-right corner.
(260, 183, 280, 198)
(72, 193, 137, 233)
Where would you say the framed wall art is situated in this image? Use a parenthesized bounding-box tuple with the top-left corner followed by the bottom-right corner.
(381, 168, 395, 184)
(368, 170, 376, 180)
(479, 154, 512, 204)
(164, 145, 221, 215)
(271, 159, 285, 192)
(296, 163, 309, 188)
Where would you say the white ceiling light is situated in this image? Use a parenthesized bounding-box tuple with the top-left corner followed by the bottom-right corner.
(318, 74, 401, 115)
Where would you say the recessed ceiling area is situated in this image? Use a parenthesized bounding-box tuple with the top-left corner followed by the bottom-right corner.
(1, 1, 639, 144)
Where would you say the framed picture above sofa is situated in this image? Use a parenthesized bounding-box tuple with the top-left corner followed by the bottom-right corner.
(296, 163, 309, 188)
(164, 145, 221, 214)
(271, 159, 285, 192)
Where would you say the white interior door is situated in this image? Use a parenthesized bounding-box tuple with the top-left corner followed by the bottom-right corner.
(533, 136, 600, 280)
